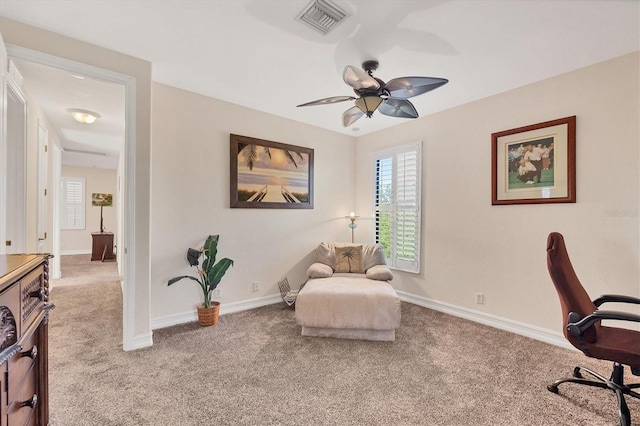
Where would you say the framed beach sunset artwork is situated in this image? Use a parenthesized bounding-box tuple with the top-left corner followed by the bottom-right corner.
(230, 134, 314, 209)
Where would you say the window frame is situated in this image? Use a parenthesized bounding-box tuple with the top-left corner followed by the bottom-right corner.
(373, 141, 422, 273)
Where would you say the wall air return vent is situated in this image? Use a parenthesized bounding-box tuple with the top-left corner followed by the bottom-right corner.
(63, 148, 108, 156)
(296, 0, 349, 35)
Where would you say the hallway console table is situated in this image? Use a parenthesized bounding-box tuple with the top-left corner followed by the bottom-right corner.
(0, 254, 53, 425)
(91, 232, 116, 262)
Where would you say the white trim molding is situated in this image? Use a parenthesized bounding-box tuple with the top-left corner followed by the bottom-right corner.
(151, 294, 282, 330)
(127, 332, 153, 351)
(396, 291, 576, 352)
(152, 289, 575, 352)
(6, 44, 143, 352)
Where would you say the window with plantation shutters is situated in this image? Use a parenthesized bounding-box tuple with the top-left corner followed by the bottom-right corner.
(60, 177, 85, 230)
(373, 142, 421, 273)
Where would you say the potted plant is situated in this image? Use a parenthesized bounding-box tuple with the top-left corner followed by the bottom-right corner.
(167, 235, 234, 326)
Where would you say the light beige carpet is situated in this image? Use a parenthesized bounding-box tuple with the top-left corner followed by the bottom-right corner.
(47, 258, 639, 425)
(51, 254, 120, 287)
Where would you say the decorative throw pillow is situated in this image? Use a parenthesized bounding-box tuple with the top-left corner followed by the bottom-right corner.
(366, 265, 394, 281)
(315, 242, 335, 268)
(334, 246, 364, 273)
(307, 262, 333, 278)
(362, 243, 386, 271)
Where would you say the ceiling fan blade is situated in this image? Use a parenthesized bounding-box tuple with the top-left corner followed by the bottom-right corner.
(297, 96, 355, 107)
(342, 106, 365, 127)
(343, 66, 380, 91)
(385, 76, 448, 99)
(379, 99, 419, 119)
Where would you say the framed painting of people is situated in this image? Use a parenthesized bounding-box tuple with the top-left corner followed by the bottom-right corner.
(491, 116, 576, 205)
(230, 134, 314, 209)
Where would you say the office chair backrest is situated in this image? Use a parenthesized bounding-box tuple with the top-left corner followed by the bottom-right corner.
(547, 232, 599, 344)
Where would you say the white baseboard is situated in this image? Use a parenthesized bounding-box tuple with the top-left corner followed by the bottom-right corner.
(150, 290, 575, 352)
(61, 249, 91, 256)
(396, 291, 575, 351)
(151, 294, 282, 330)
(123, 332, 154, 351)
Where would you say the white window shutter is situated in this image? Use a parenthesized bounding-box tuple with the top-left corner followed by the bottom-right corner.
(60, 177, 85, 230)
(374, 142, 421, 273)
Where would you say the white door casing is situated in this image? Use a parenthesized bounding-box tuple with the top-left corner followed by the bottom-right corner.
(5, 43, 149, 351)
(2, 73, 27, 254)
(37, 119, 48, 253)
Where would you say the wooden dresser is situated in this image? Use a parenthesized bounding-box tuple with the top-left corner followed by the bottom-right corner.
(0, 255, 53, 426)
(91, 232, 116, 262)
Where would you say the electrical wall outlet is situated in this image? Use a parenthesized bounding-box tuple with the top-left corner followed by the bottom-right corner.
(253, 282, 260, 292)
(475, 292, 484, 304)
(213, 288, 221, 298)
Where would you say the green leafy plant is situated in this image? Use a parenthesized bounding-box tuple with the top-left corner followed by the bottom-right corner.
(167, 235, 234, 308)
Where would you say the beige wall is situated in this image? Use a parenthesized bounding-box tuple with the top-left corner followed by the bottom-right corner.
(354, 52, 640, 332)
(61, 166, 117, 254)
(150, 83, 356, 321)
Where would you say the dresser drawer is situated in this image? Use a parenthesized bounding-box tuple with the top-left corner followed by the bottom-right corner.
(19, 267, 45, 328)
(6, 361, 37, 426)
(7, 332, 37, 406)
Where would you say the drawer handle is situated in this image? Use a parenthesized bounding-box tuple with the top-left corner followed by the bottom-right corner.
(28, 288, 45, 301)
(20, 394, 37, 409)
(20, 345, 37, 360)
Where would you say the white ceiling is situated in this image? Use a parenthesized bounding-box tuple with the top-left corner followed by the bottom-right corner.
(10, 58, 125, 169)
(1, 0, 638, 169)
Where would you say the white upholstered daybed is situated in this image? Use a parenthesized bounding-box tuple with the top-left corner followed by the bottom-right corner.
(295, 243, 401, 341)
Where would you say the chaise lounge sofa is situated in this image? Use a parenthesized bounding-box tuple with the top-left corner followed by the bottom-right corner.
(295, 242, 401, 341)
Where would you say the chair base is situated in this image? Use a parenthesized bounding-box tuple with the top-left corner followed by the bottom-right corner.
(547, 363, 640, 426)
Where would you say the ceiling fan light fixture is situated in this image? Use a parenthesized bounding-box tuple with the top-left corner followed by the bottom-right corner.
(342, 106, 364, 127)
(379, 98, 419, 119)
(355, 96, 383, 117)
(385, 76, 449, 99)
(344, 66, 380, 91)
(296, 60, 448, 127)
(68, 108, 100, 124)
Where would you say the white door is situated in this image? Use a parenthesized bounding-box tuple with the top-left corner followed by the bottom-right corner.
(36, 120, 48, 253)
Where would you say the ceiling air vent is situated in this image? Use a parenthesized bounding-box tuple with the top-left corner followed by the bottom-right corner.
(296, 0, 349, 35)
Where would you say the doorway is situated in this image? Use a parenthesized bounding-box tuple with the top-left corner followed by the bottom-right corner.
(5, 44, 138, 351)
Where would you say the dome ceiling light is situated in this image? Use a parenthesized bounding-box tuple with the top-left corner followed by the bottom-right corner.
(68, 108, 100, 124)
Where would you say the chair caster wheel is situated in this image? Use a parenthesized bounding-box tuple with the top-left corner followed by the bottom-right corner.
(547, 384, 559, 393)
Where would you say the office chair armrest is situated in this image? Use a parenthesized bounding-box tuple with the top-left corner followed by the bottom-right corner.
(593, 294, 640, 307)
(567, 310, 640, 338)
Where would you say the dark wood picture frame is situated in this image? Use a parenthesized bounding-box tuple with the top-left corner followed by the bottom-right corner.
(491, 116, 576, 205)
(230, 134, 314, 209)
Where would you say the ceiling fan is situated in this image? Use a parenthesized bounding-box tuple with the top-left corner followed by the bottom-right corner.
(297, 60, 448, 127)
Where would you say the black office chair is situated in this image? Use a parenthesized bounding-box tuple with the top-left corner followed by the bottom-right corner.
(546, 232, 640, 426)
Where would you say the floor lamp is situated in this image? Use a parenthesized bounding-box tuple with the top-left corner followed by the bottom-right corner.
(99, 203, 104, 233)
(346, 212, 359, 243)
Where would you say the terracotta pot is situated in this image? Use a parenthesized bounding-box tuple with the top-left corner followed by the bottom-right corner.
(197, 302, 220, 326)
